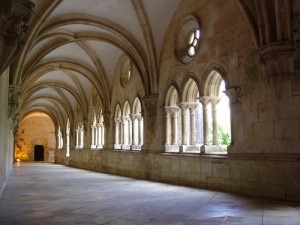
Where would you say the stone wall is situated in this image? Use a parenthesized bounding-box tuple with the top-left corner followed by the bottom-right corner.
(55, 0, 300, 203)
(56, 150, 300, 202)
(0, 68, 14, 197)
(15, 114, 56, 162)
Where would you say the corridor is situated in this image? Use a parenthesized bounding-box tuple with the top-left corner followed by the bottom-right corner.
(0, 163, 299, 225)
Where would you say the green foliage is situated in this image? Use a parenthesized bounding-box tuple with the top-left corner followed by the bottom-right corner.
(209, 125, 231, 147)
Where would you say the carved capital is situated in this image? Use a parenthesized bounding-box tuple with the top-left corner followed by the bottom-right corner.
(8, 84, 22, 116)
(142, 94, 158, 127)
(0, 0, 34, 75)
(102, 111, 111, 127)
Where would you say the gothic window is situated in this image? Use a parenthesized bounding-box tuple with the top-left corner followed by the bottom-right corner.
(164, 86, 181, 152)
(131, 97, 143, 150)
(114, 105, 122, 149)
(58, 126, 63, 149)
(180, 78, 202, 153)
(66, 119, 70, 157)
(202, 70, 231, 153)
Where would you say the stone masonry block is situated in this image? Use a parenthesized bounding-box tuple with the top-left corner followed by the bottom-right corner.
(258, 101, 279, 121)
(274, 120, 299, 139)
(212, 162, 230, 179)
(252, 121, 273, 140)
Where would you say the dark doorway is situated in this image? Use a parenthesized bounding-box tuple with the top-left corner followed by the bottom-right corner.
(34, 145, 44, 161)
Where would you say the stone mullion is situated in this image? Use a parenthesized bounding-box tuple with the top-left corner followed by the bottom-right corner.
(138, 116, 143, 145)
(179, 103, 189, 145)
(97, 123, 101, 148)
(129, 117, 132, 145)
(211, 98, 220, 145)
(199, 97, 211, 145)
(80, 126, 84, 148)
(114, 119, 120, 145)
(101, 125, 105, 146)
(131, 115, 137, 146)
(164, 107, 172, 145)
(75, 128, 79, 148)
(188, 105, 197, 145)
(171, 108, 179, 145)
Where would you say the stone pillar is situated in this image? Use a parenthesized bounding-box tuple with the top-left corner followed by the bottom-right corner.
(66, 120, 70, 157)
(171, 108, 179, 145)
(96, 123, 101, 148)
(80, 125, 84, 148)
(199, 97, 211, 146)
(75, 128, 79, 148)
(131, 115, 137, 145)
(164, 107, 172, 145)
(114, 119, 119, 145)
(138, 116, 143, 145)
(91, 125, 96, 148)
(188, 104, 197, 145)
(101, 125, 105, 146)
(179, 103, 189, 145)
(129, 117, 132, 145)
(211, 98, 220, 145)
(141, 94, 158, 151)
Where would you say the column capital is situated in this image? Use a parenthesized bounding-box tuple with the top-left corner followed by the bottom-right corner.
(0, 0, 35, 75)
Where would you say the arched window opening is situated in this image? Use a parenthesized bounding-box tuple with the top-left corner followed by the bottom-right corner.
(202, 71, 231, 153)
(122, 101, 132, 150)
(180, 78, 202, 153)
(76, 122, 84, 149)
(66, 119, 70, 157)
(58, 126, 63, 149)
(114, 105, 122, 149)
(131, 97, 143, 150)
(164, 86, 181, 152)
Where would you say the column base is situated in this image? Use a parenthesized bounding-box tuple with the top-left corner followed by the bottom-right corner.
(180, 145, 200, 153)
(121, 144, 131, 150)
(114, 144, 122, 149)
(131, 145, 141, 150)
(164, 145, 180, 152)
(200, 145, 224, 153)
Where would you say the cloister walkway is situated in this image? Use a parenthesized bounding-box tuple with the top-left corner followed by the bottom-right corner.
(0, 163, 299, 225)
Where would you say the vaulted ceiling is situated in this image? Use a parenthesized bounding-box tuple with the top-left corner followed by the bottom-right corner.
(13, 0, 181, 126)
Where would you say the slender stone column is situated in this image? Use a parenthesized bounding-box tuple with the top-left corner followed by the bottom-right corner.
(171, 107, 179, 145)
(129, 117, 132, 145)
(120, 119, 123, 145)
(91, 125, 95, 147)
(114, 119, 120, 145)
(211, 98, 220, 145)
(96, 123, 101, 148)
(101, 125, 105, 146)
(122, 117, 128, 145)
(75, 128, 79, 148)
(199, 97, 211, 145)
(188, 104, 197, 145)
(138, 116, 143, 145)
(80, 126, 84, 148)
(179, 103, 189, 145)
(66, 120, 70, 157)
(164, 107, 172, 145)
(131, 115, 137, 145)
